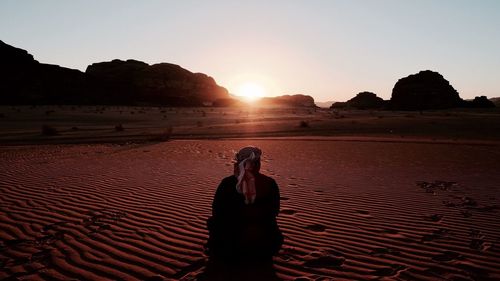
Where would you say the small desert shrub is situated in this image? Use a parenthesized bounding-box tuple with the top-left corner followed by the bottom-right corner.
(41, 125, 58, 136)
(115, 124, 124, 131)
(0, 113, 5, 118)
(45, 110, 55, 116)
(299, 120, 310, 128)
(197, 121, 203, 127)
(71, 126, 79, 131)
(201, 111, 206, 117)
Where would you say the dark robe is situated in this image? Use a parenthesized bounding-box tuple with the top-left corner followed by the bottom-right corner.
(206, 173, 283, 261)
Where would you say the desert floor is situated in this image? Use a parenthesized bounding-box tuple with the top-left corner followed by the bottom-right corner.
(1, 105, 500, 144)
(1, 139, 500, 280)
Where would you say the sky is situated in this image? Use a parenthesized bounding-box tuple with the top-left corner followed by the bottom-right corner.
(1, 0, 499, 102)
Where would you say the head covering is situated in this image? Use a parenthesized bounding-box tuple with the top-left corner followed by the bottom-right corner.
(235, 146, 262, 204)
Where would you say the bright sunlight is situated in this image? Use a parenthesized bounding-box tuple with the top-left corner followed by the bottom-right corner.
(236, 82, 266, 102)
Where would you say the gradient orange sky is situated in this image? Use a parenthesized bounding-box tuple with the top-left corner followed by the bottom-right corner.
(1, 0, 499, 102)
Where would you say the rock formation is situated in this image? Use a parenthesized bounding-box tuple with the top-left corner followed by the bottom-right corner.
(1, 40, 87, 104)
(330, 92, 386, 109)
(390, 70, 463, 110)
(86, 59, 229, 106)
(258, 94, 316, 107)
(467, 96, 496, 108)
(332, 91, 384, 109)
(0, 40, 229, 106)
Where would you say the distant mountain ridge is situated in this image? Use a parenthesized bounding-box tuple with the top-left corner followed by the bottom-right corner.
(0, 40, 229, 106)
(315, 101, 336, 108)
(257, 94, 316, 107)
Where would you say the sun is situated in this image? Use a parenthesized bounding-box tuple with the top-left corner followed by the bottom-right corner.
(236, 82, 266, 102)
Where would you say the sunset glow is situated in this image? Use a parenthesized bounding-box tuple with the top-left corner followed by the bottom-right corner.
(236, 82, 266, 102)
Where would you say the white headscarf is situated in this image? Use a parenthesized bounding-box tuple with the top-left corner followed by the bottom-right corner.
(235, 147, 262, 204)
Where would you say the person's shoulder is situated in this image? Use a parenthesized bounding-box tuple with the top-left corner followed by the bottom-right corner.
(218, 175, 237, 190)
(257, 173, 278, 186)
(221, 175, 237, 184)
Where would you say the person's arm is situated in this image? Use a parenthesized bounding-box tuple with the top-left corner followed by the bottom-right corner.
(212, 178, 227, 218)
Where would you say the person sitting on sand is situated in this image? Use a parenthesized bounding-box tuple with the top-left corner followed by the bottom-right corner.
(206, 146, 283, 262)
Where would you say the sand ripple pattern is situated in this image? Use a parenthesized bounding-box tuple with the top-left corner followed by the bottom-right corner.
(1, 140, 500, 280)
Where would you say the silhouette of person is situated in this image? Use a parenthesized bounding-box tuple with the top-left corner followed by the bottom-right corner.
(201, 146, 283, 280)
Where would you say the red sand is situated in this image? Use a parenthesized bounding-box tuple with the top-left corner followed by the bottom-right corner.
(1, 140, 500, 280)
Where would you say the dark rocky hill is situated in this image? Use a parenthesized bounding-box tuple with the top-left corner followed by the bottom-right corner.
(86, 59, 229, 106)
(258, 94, 316, 107)
(468, 96, 496, 108)
(330, 92, 384, 109)
(0, 40, 87, 104)
(0, 40, 229, 106)
(390, 70, 463, 110)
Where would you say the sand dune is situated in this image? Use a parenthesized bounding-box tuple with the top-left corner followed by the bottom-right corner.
(1, 140, 500, 280)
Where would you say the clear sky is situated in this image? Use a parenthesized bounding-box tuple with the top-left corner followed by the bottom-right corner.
(1, 0, 499, 102)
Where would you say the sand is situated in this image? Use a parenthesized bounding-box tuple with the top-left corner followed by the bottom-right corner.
(1, 139, 499, 280)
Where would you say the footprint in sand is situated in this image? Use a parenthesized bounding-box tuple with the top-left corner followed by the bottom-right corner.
(30, 249, 52, 264)
(355, 210, 373, 218)
(305, 224, 327, 232)
(470, 239, 491, 251)
(372, 264, 407, 277)
(469, 231, 491, 251)
(303, 255, 344, 269)
(431, 251, 462, 262)
(280, 196, 289, 201)
(423, 214, 443, 222)
(421, 228, 450, 242)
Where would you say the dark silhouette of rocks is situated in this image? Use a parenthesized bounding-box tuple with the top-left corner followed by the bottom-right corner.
(0, 40, 229, 106)
(258, 94, 316, 107)
(390, 70, 463, 110)
(86, 60, 229, 106)
(1, 40, 87, 104)
(467, 96, 496, 108)
(330, 92, 384, 109)
(330, 102, 347, 109)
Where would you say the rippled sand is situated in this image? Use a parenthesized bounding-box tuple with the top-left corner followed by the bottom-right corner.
(1, 140, 499, 280)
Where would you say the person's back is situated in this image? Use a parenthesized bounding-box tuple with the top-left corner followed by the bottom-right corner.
(206, 146, 283, 262)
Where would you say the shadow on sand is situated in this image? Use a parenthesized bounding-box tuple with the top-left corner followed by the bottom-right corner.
(196, 257, 281, 281)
